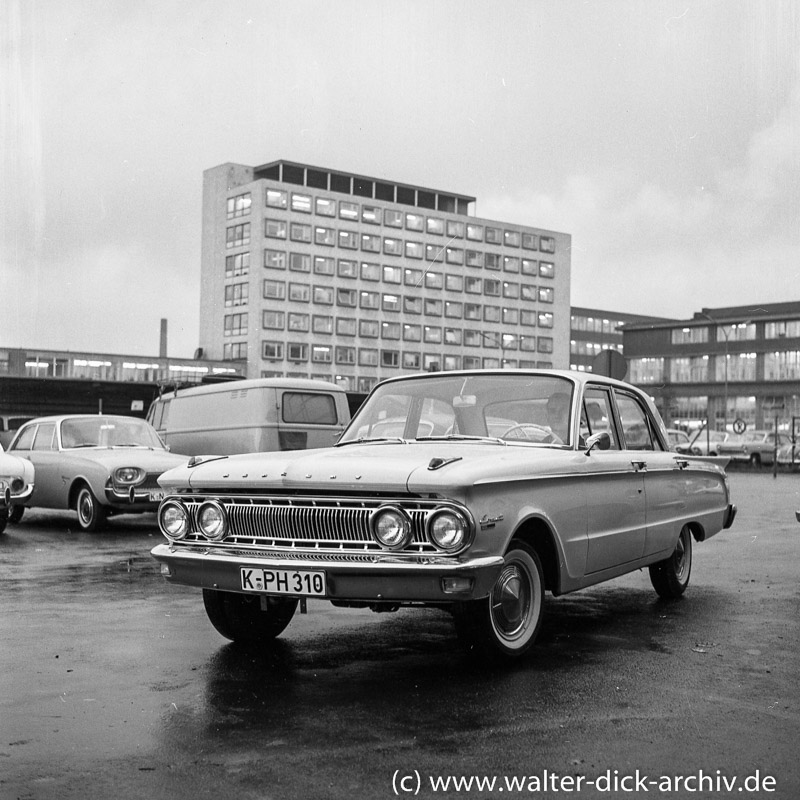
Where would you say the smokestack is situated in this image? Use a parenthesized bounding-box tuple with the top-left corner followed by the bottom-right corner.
(159, 318, 168, 358)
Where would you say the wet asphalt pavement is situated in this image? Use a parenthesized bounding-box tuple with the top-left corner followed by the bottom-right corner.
(1, 472, 799, 800)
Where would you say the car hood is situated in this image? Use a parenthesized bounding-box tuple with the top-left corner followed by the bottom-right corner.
(158, 441, 587, 495)
(63, 448, 190, 471)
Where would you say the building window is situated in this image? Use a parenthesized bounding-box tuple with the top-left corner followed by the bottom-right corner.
(312, 345, 332, 364)
(383, 237, 403, 256)
(315, 197, 336, 216)
(404, 268, 423, 287)
(502, 282, 519, 299)
(503, 256, 520, 273)
(446, 247, 463, 265)
(224, 313, 248, 336)
(764, 350, 800, 379)
(224, 342, 248, 360)
(262, 341, 283, 361)
(359, 319, 379, 338)
(337, 288, 357, 307)
(382, 321, 401, 340)
(503, 307, 519, 324)
(538, 337, 554, 354)
(463, 355, 481, 369)
(426, 217, 445, 235)
(521, 284, 536, 301)
(360, 291, 380, 310)
(466, 250, 484, 268)
(361, 234, 381, 253)
(466, 224, 483, 241)
(359, 348, 378, 366)
(403, 324, 421, 342)
(290, 223, 311, 243)
(539, 236, 556, 253)
(538, 287, 554, 303)
(264, 219, 286, 239)
(288, 282, 310, 302)
(315, 227, 335, 246)
(445, 301, 463, 319)
(263, 310, 285, 329)
(445, 327, 462, 345)
(339, 201, 359, 220)
(226, 252, 250, 276)
(263, 279, 285, 300)
(291, 193, 312, 213)
(521, 232, 537, 250)
(314, 256, 335, 275)
(338, 259, 358, 278)
(383, 265, 402, 284)
(765, 320, 800, 339)
(424, 299, 443, 316)
(226, 223, 250, 248)
(289, 253, 311, 273)
(360, 262, 381, 282)
(484, 279, 501, 297)
(405, 213, 424, 231)
(287, 343, 308, 362)
(288, 313, 309, 332)
(539, 261, 554, 278)
(424, 326, 442, 344)
(629, 357, 665, 383)
(404, 296, 422, 314)
(224, 282, 249, 307)
(264, 249, 285, 270)
(464, 303, 482, 321)
(717, 353, 757, 382)
(717, 323, 756, 342)
(538, 312, 554, 328)
(382, 294, 401, 313)
(464, 330, 482, 347)
(384, 209, 403, 228)
(313, 286, 334, 306)
(381, 350, 400, 368)
(361, 205, 381, 224)
(504, 230, 520, 248)
(446, 274, 463, 292)
(266, 189, 288, 208)
(425, 272, 443, 290)
(402, 352, 421, 369)
(485, 226, 501, 244)
(670, 356, 709, 383)
(335, 346, 356, 365)
(447, 221, 464, 238)
(338, 230, 358, 250)
(227, 193, 251, 219)
(405, 241, 424, 259)
(337, 318, 357, 336)
(485, 253, 500, 271)
(465, 277, 482, 294)
(521, 259, 537, 276)
(484, 306, 501, 323)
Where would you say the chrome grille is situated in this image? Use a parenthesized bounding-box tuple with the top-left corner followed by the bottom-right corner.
(178, 495, 466, 554)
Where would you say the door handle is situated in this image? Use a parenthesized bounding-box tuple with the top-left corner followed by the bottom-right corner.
(631, 460, 647, 471)
(675, 459, 690, 470)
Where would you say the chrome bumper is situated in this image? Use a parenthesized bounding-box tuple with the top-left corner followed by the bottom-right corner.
(151, 543, 504, 603)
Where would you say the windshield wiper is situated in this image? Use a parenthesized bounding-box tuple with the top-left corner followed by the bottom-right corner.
(416, 434, 507, 445)
(335, 437, 409, 447)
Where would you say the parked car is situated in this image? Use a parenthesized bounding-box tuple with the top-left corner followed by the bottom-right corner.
(776, 441, 799, 469)
(666, 428, 692, 453)
(7, 415, 189, 531)
(688, 429, 731, 456)
(0, 443, 35, 534)
(717, 430, 786, 467)
(151, 370, 736, 662)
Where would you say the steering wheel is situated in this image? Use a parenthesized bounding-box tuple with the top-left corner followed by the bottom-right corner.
(500, 423, 563, 445)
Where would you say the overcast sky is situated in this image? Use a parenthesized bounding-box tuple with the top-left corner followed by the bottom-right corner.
(2, 0, 798, 358)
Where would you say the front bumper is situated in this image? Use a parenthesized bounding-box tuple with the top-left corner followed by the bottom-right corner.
(105, 485, 165, 508)
(1, 482, 34, 507)
(150, 543, 504, 603)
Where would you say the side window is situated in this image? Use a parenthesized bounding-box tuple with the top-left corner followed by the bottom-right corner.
(581, 387, 619, 449)
(614, 391, 659, 451)
(282, 392, 338, 425)
(12, 425, 37, 451)
(33, 422, 57, 451)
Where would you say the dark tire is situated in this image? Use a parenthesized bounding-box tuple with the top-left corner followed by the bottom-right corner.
(0, 508, 7, 534)
(649, 525, 693, 599)
(749, 453, 761, 468)
(202, 589, 298, 643)
(8, 505, 24, 524)
(454, 540, 545, 661)
(75, 485, 108, 532)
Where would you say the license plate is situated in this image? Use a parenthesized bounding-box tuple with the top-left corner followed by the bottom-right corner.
(240, 567, 327, 597)
(149, 490, 165, 502)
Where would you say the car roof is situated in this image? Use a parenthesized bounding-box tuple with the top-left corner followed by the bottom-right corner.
(20, 414, 148, 425)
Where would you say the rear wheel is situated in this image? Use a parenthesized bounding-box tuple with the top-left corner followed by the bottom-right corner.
(749, 453, 761, 468)
(0, 508, 7, 534)
(202, 589, 298, 643)
(454, 540, 544, 661)
(76, 485, 107, 532)
(649, 525, 693, 599)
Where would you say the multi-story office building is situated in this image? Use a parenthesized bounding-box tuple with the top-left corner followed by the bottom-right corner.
(570, 306, 672, 372)
(200, 160, 571, 391)
(623, 302, 800, 431)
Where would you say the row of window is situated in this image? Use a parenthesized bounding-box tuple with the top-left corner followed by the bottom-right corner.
(668, 321, 800, 346)
(629, 351, 800, 383)
(259, 341, 555, 367)
(571, 316, 626, 335)
(250, 188, 557, 252)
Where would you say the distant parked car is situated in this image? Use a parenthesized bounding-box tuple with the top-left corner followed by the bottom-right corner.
(7, 415, 188, 531)
(0, 443, 35, 534)
(717, 430, 786, 467)
(666, 428, 693, 453)
(776, 441, 799, 469)
(688, 429, 732, 456)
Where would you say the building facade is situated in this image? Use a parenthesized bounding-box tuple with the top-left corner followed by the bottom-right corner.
(623, 302, 800, 432)
(570, 306, 672, 373)
(200, 160, 571, 391)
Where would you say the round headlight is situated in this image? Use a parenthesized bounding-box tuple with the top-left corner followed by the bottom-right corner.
(370, 506, 412, 550)
(426, 508, 470, 552)
(114, 467, 144, 485)
(159, 500, 188, 540)
(197, 501, 227, 541)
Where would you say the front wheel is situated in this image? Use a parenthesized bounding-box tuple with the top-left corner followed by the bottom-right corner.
(0, 508, 7, 534)
(203, 589, 298, 643)
(75, 485, 108, 532)
(8, 506, 24, 524)
(454, 540, 545, 661)
(649, 525, 693, 599)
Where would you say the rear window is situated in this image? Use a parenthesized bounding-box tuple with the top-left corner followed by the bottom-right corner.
(282, 392, 337, 425)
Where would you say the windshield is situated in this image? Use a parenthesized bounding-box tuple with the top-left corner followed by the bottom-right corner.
(339, 373, 575, 447)
(60, 417, 165, 449)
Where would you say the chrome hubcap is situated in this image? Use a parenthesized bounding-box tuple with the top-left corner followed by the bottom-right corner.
(491, 564, 531, 641)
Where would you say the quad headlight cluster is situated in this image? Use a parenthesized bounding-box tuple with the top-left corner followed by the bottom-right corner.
(369, 504, 471, 553)
(158, 499, 228, 542)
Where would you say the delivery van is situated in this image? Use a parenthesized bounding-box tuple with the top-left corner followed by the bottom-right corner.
(146, 378, 350, 456)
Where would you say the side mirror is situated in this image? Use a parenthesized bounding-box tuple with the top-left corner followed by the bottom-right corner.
(585, 431, 612, 455)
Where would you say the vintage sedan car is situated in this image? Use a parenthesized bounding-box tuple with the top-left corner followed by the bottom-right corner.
(666, 428, 692, 454)
(687, 429, 731, 456)
(0, 443, 35, 534)
(152, 370, 736, 661)
(7, 415, 189, 531)
(716, 429, 785, 467)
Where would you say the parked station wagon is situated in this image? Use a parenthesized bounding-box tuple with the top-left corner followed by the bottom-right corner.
(152, 370, 736, 661)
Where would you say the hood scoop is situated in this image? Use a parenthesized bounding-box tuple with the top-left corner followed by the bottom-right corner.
(427, 456, 463, 471)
